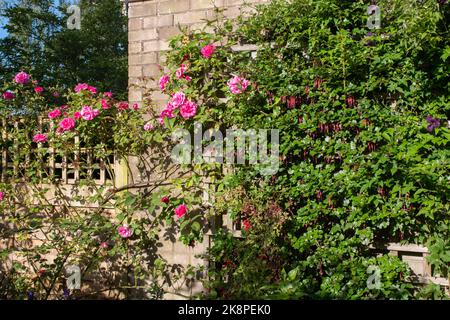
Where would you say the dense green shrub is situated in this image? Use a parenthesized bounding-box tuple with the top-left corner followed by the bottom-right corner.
(160, 0, 449, 299)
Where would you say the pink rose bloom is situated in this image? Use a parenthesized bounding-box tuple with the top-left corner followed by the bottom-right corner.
(185, 76, 192, 82)
(227, 76, 250, 94)
(74, 83, 89, 93)
(33, 133, 47, 143)
(201, 44, 216, 58)
(14, 71, 30, 84)
(101, 99, 110, 109)
(117, 102, 129, 111)
(176, 64, 187, 79)
(0, 191, 4, 201)
(158, 107, 175, 125)
(159, 75, 170, 91)
(132, 103, 139, 110)
(118, 225, 133, 238)
(88, 86, 97, 94)
(80, 106, 100, 121)
(59, 117, 75, 132)
(73, 111, 82, 120)
(143, 122, 154, 131)
(2, 92, 15, 100)
(180, 101, 197, 119)
(100, 242, 109, 249)
(174, 204, 187, 219)
(48, 108, 61, 119)
(34, 86, 44, 94)
(103, 92, 113, 98)
(172, 92, 186, 108)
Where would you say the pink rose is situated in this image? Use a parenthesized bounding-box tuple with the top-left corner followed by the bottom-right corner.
(185, 76, 192, 82)
(2, 92, 15, 100)
(101, 99, 110, 109)
(118, 225, 133, 238)
(80, 106, 100, 121)
(171, 92, 186, 108)
(88, 86, 97, 94)
(117, 102, 129, 111)
(158, 106, 175, 125)
(201, 44, 216, 58)
(33, 133, 47, 143)
(0, 191, 4, 202)
(174, 204, 187, 219)
(14, 71, 30, 84)
(159, 75, 170, 91)
(132, 103, 139, 110)
(34, 86, 44, 94)
(227, 76, 250, 94)
(176, 64, 187, 79)
(103, 92, 113, 98)
(74, 83, 89, 93)
(100, 242, 109, 249)
(73, 112, 82, 120)
(144, 122, 154, 131)
(48, 108, 61, 120)
(59, 117, 75, 132)
(180, 101, 197, 119)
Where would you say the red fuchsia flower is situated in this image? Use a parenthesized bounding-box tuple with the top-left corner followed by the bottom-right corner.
(159, 75, 170, 91)
(132, 103, 139, 110)
(14, 71, 30, 84)
(101, 99, 110, 109)
(227, 76, 250, 94)
(172, 92, 186, 108)
(74, 83, 89, 93)
(33, 133, 47, 143)
(242, 219, 251, 232)
(48, 108, 61, 119)
(174, 204, 187, 219)
(59, 117, 76, 132)
(118, 225, 133, 238)
(34, 86, 44, 94)
(2, 91, 15, 100)
(80, 106, 100, 121)
(161, 196, 170, 203)
(117, 102, 129, 111)
(176, 64, 188, 79)
(180, 101, 197, 119)
(73, 112, 82, 120)
(103, 91, 113, 98)
(100, 242, 109, 249)
(426, 116, 440, 132)
(143, 122, 154, 131)
(0, 191, 4, 201)
(201, 44, 216, 58)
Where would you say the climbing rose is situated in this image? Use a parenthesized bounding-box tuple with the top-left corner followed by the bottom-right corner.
(14, 71, 30, 84)
(159, 75, 170, 91)
(0, 191, 4, 201)
(227, 76, 249, 94)
(158, 106, 175, 125)
(172, 92, 186, 108)
(48, 108, 61, 119)
(88, 86, 97, 94)
(118, 225, 133, 238)
(73, 112, 82, 120)
(33, 133, 47, 143)
(180, 101, 197, 119)
(132, 103, 139, 110)
(74, 83, 89, 93)
(80, 106, 100, 120)
(103, 91, 113, 98)
(144, 122, 154, 131)
(174, 204, 187, 219)
(117, 102, 129, 111)
(185, 76, 192, 82)
(59, 117, 75, 132)
(34, 86, 44, 94)
(161, 196, 170, 203)
(2, 92, 15, 100)
(101, 99, 110, 109)
(176, 64, 187, 79)
(201, 44, 216, 58)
